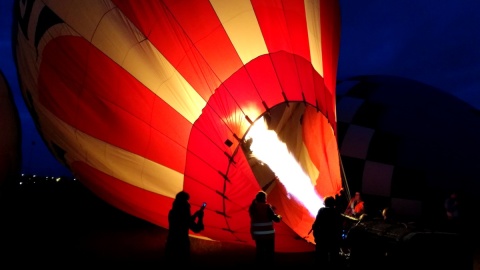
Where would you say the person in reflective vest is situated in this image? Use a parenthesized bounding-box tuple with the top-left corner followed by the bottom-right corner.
(249, 190, 282, 264)
(344, 191, 365, 218)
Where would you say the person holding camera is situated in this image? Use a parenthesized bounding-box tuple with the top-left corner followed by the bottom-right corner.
(165, 191, 205, 264)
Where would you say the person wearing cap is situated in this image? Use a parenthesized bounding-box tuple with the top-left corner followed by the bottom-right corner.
(249, 190, 282, 264)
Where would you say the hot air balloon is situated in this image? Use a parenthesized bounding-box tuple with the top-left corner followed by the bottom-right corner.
(0, 70, 21, 196)
(337, 75, 480, 221)
(13, 0, 342, 252)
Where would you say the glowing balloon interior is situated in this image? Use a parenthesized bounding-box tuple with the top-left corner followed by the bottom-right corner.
(13, 0, 342, 252)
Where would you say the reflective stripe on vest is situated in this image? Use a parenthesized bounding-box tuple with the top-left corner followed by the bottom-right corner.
(251, 221, 275, 235)
(250, 202, 276, 238)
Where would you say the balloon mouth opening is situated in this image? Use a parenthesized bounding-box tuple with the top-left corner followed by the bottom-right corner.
(241, 102, 300, 193)
(241, 102, 326, 216)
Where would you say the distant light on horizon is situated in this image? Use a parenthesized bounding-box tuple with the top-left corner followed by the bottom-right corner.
(15, 174, 77, 186)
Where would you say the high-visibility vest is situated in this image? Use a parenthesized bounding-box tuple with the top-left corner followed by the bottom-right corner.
(250, 203, 275, 239)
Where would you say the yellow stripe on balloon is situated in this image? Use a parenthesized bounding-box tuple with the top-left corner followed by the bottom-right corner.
(46, 0, 206, 124)
(210, 0, 269, 65)
(305, 0, 324, 77)
(38, 104, 184, 199)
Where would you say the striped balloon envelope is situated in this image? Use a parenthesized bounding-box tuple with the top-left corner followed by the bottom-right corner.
(13, 0, 342, 252)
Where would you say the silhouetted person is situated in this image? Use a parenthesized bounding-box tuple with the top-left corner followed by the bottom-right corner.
(346, 200, 387, 270)
(381, 207, 396, 224)
(165, 191, 205, 264)
(444, 190, 462, 232)
(249, 190, 282, 265)
(335, 188, 348, 213)
(311, 196, 343, 268)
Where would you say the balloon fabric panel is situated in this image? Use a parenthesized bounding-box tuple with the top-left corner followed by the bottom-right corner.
(302, 105, 342, 197)
(251, 0, 311, 61)
(38, 36, 191, 175)
(73, 161, 173, 229)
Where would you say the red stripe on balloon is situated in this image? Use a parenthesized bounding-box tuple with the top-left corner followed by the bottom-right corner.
(252, 0, 311, 61)
(38, 36, 190, 173)
(114, 0, 241, 101)
(319, 0, 340, 135)
(72, 161, 173, 229)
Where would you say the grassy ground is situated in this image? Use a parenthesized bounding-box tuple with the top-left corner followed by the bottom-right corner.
(0, 179, 477, 269)
(0, 180, 318, 267)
